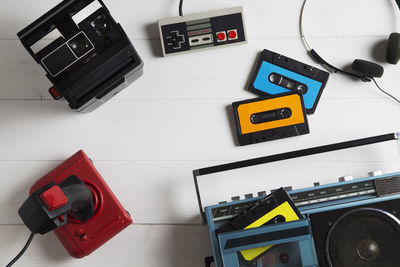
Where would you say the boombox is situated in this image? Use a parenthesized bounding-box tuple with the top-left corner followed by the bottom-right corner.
(18, 150, 132, 258)
(17, 0, 143, 112)
(194, 133, 400, 267)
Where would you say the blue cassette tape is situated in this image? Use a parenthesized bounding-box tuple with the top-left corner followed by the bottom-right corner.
(249, 50, 330, 114)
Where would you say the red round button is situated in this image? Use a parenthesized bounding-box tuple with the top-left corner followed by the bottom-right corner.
(228, 30, 237, 39)
(217, 32, 226, 41)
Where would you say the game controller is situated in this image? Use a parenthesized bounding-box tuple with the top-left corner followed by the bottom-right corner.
(18, 150, 132, 258)
(158, 7, 247, 56)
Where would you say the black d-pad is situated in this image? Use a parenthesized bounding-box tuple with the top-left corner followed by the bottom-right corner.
(166, 31, 185, 49)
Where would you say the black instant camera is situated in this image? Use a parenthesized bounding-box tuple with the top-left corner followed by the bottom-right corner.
(18, 0, 143, 112)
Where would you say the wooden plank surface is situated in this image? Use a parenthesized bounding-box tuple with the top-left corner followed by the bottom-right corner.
(0, 225, 211, 267)
(1, 0, 400, 266)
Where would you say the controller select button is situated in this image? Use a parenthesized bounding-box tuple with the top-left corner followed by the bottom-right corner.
(216, 31, 227, 42)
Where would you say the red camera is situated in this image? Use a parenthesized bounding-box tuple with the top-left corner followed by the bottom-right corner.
(21, 150, 132, 258)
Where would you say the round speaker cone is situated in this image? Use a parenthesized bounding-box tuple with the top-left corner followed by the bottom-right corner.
(326, 208, 400, 267)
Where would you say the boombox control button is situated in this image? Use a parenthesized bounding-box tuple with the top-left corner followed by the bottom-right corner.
(258, 191, 267, 197)
(368, 170, 383, 177)
(314, 182, 321, 187)
(231, 196, 240, 202)
(338, 176, 354, 182)
(245, 193, 254, 199)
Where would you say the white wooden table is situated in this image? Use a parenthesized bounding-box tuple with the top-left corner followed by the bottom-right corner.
(1, 0, 400, 266)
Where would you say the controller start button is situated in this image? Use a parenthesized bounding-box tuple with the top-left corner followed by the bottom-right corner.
(216, 31, 226, 42)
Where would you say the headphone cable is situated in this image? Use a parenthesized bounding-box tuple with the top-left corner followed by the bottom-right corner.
(6, 233, 35, 267)
(371, 77, 400, 104)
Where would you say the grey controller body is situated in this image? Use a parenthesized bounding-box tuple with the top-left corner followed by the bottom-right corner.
(158, 7, 247, 56)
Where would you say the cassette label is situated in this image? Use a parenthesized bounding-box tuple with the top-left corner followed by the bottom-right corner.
(233, 92, 309, 146)
(218, 188, 302, 262)
(249, 49, 329, 114)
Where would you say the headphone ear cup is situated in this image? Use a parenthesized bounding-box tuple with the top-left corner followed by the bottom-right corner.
(352, 59, 384, 78)
(387, 32, 400, 64)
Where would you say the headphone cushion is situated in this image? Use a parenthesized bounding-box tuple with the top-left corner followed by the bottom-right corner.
(387, 32, 400, 64)
(352, 59, 384, 78)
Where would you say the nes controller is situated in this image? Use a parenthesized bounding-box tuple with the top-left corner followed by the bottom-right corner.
(158, 7, 247, 56)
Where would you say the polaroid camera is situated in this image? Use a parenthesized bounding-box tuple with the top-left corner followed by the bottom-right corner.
(17, 0, 143, 112)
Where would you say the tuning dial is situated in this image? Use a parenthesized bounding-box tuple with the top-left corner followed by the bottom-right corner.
(338, 176, 354, 182)
(368, 170, 383, 177)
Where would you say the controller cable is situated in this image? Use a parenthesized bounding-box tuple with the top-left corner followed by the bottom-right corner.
(179, 0, 184, 16)
(300, 0, 400, 105)
(6, 233, 35, 267)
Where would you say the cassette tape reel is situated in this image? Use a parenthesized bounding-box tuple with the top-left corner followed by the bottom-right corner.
(232, 92, 309, 146)
(248, 49, 329, 114)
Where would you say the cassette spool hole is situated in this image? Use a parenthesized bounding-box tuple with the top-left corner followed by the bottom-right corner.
(268, 73, 280, 83)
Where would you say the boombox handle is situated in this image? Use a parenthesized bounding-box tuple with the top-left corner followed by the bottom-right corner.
(193, 133, 400, 223)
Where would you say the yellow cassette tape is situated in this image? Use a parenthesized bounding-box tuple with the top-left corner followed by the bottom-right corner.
(232, 92, 309, 146)
(217, 188, 303, 262)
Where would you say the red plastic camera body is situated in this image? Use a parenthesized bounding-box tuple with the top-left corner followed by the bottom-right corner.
(29, 150, 132, 258)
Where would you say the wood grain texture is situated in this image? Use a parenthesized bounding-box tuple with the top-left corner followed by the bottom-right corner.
(1, 0, 400, 266)
(0, 225, 211, 267)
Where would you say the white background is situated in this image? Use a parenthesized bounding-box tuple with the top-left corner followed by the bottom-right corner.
(1, 0, 400, 266)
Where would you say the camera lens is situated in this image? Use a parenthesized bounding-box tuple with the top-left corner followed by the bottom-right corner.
(91, 14, 112, 36)
(67, 33, 93, 57)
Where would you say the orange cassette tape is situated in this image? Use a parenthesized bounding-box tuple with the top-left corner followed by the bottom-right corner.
(232, 92, 309, 146)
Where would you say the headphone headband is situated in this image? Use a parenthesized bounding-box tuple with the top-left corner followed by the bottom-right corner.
(300, 0, 397, 82)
